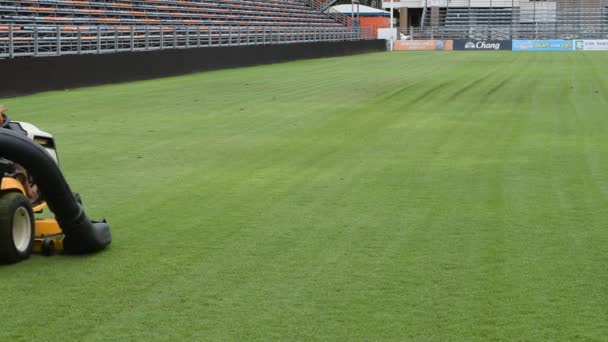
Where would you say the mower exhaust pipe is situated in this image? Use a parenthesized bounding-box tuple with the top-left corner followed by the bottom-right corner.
(0, 128, 111, 254)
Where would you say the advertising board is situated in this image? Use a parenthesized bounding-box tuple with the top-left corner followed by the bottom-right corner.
(453, 40, 512, 51)
(574, 40, 608, 51)
(378, 28, 398, 41)
(512, 40, 574, 51)
(393, 40, 453, 51)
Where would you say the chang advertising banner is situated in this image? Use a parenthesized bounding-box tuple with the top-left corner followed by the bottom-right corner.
(453, 40, 512, 51)
(512, 40, 574, 51)
(574, 40, 608, 51)
(392, 40, 453, 51)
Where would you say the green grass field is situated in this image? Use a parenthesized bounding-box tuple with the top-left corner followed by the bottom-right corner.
(1, 51, 608, 340)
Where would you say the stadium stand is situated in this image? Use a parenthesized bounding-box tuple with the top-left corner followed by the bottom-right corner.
(0, 0, 371, 58)
(392, 0, 607, 40)
(0, 0, 340, 28)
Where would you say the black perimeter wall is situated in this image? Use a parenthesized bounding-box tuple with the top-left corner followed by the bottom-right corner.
(1, 40, 385, 97)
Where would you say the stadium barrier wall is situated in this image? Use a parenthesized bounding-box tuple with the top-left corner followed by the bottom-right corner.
(0, 40, 386, 98)
(392, 39, 608, 52)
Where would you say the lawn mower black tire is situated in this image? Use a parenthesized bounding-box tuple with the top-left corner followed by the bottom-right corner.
(0, 192, 35, 264)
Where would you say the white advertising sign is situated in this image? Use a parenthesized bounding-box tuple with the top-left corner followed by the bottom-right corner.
(377, 28, 398, 41)
(575, 40, 608, 51)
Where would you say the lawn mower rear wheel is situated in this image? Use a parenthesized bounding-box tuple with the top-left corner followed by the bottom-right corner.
(0, 192, 35, 264)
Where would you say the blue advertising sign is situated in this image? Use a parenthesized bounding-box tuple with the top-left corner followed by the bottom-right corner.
(512, 40, 574, 51)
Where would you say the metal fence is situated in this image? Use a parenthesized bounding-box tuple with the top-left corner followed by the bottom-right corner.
(407, 0, 608, 40)
(304, 0, 358, 25)
(0, 25, 373, 59)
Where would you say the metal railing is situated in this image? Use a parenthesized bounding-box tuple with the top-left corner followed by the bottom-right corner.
(0, 24, 372, 59)
(304, 0, 360, 27)
(320, 0, 340, 11)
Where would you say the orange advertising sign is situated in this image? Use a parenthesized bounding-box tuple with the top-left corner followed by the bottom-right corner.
(393, 40, 453, 51)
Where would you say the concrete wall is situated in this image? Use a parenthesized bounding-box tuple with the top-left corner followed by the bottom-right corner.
(0, 40, 386, 98)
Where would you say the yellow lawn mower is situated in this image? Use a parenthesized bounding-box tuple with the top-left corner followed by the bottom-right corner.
(0, 113, 111, 264)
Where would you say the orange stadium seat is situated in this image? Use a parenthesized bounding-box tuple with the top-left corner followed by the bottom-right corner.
(0, 0, 343, 29)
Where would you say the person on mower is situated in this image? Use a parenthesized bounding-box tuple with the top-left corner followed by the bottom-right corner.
(0, 104, 6, 127)
(0, 105, 41, 203)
